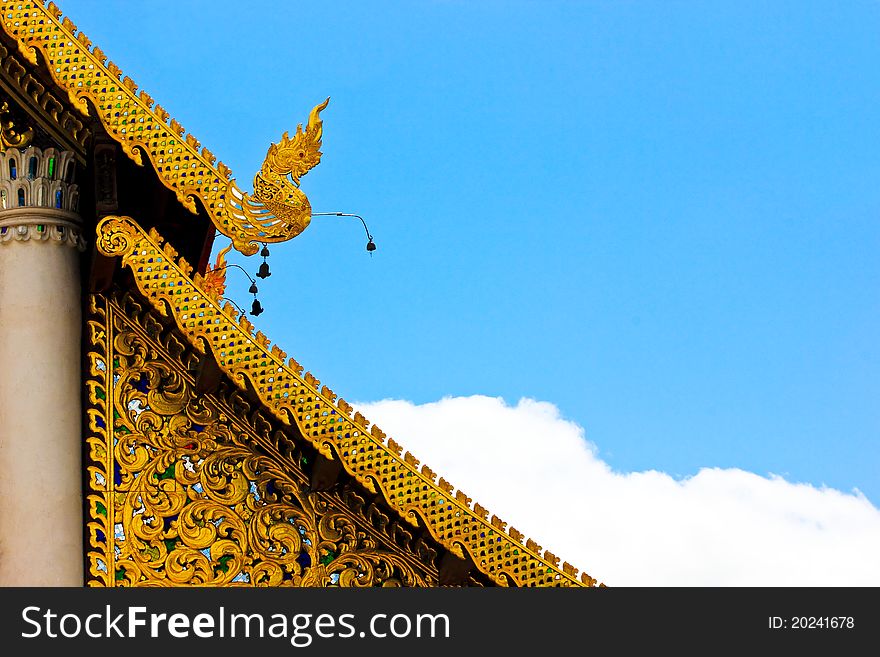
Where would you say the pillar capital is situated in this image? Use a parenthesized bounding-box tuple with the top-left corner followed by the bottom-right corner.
(0, 145, 84, 250)
(0, 145, 80, 212)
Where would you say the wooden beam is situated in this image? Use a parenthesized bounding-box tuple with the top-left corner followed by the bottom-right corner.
(194, 350, 224, 396)
(0, 35, 90, 163)
(438, 549, 475, 586)
(93, 138, 118, 217)
(310, 453, 343, 491)
(88, 251, 116, 293)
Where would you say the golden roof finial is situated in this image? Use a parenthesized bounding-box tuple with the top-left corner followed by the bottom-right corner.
(202, 243, 233, 300)
(226, 98, 330, 249)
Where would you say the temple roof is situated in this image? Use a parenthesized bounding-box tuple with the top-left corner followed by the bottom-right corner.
(0, 0, 323, 256)
(1, 0, 601, 586)
(96, 216, 600, 587)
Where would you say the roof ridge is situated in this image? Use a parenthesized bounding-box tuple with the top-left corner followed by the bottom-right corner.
(0, 0, 322, 255)
(96, 215, 602, 587)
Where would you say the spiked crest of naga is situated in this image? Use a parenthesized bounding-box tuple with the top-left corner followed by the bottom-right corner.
(227, 98, 329, 253)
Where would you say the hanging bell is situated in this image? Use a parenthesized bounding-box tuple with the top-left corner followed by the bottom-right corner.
(366, 238, 377, 252)
(250, 299, 264, 316)
(248, 282, 259, 295)
(260, 245, 270, 258)
(256, 261, 271, 279)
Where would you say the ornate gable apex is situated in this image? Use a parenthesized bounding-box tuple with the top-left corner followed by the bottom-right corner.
(0, 0, 323, 255)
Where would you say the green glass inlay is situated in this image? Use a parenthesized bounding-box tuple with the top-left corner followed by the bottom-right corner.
(47, 157, 55, 177)
(96, 502, 107, 517)
(163, 538, 176, 554)
(216, 555, 233, 573)
(115, 568, 125, 581)
(95, 387, 106, 400)
(320, 551, 336, 566)
(158, 463, 175, 480)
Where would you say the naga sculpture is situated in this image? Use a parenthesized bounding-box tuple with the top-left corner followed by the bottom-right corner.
(0, 1, 330, 255)
(227, 98, 329, 249)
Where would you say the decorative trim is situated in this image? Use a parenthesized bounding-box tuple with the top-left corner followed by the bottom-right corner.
(0, 145, 79, 212)
(96, 216, 602, 587)
(1, 2, 327, 255)
(0, 99, 32, 150)
(0, 38, 90, 160)
(0, 221, 82, 248)
(85, 290, 442, 587)
(0, 206, 84, 249)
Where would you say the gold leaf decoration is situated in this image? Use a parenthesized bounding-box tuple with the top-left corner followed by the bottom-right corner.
(85, 291, 436, 587)
(0, 3, 327, 255)
(94, 216, 601, 587)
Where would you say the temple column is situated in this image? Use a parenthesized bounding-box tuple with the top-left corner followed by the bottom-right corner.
(0, 146, 85, 585)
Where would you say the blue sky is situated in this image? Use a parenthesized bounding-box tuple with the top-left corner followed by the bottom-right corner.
(72, 0, 879, 513)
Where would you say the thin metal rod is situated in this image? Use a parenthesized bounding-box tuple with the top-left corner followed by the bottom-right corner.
(210, 263, 257, 285)
(219, 296, 246, 316)
(311, 212, 374, 241)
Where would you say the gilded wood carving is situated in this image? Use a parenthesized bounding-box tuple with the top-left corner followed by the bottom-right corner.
(94, 216, 600, 587)
(1, 1, 325, 254)
(86, 291, 438, 586)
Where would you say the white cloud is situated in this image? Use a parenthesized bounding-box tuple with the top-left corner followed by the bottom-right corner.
(355, 395, 880, 586)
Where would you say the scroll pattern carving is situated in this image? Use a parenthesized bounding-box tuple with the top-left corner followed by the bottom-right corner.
(0, 41, 91, 154)
(0, 99, 32, 150)
(85, 291, 437, 586)
(95, 216, 601, 587)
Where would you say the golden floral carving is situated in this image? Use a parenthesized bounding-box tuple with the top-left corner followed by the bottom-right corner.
(94, 216, 601, 587)
(0, 100, 32, 151)
(85, 290, 434, 587)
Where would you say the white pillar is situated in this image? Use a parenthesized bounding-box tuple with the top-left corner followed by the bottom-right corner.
(0, 146, 85, 585)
